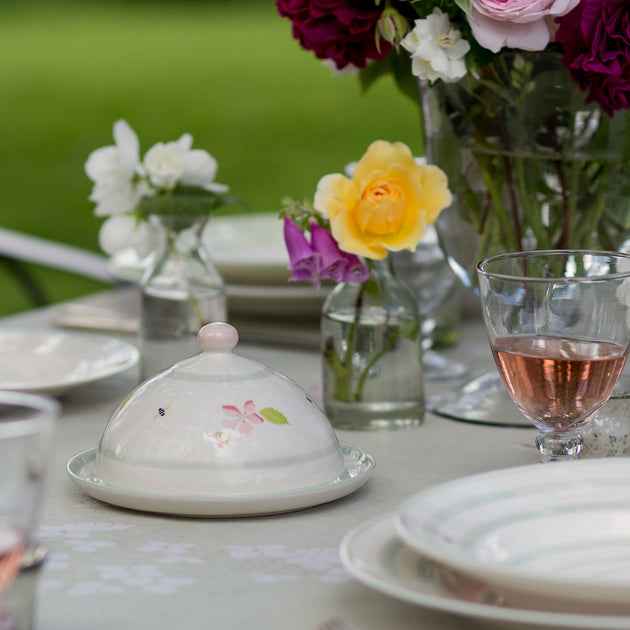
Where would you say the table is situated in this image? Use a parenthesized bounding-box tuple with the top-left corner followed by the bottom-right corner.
(2, 289, 540, 630)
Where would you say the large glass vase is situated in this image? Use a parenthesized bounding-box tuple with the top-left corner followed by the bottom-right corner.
(422, 51, 630, 291)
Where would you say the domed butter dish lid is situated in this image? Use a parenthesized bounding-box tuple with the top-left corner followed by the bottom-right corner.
(67, 323, 375, 517)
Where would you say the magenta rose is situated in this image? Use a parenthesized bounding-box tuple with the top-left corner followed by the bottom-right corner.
(555, 0, 630, 116)
(276, 0, 391, 70)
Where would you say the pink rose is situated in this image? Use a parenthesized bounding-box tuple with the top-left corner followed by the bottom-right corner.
(469, 0, 580, 53)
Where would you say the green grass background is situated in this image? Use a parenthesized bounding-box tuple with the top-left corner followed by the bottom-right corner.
(0, 0, 421, 317)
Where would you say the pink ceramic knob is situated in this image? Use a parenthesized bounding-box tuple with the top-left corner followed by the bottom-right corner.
(198, 322, 238, 353)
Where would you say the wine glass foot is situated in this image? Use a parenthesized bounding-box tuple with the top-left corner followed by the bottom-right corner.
(535, 432, 583, 463)
(422, 350, 469, 382)
(21, 540, 48, 571)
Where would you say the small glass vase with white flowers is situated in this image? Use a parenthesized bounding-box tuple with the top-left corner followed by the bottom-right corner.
(281, 140, 452, 430)
(86, 120, 236, 378)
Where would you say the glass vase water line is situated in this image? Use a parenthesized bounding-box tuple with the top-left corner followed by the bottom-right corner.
(321, 258, 424, 430)
(140, 214, 226, 379)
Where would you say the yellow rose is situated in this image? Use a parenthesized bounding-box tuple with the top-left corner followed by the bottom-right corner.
(313, 140, 452, 260)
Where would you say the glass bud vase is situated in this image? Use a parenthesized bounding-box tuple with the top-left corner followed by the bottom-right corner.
(140, 214, 227, 379)
(321, 258, 424, 430)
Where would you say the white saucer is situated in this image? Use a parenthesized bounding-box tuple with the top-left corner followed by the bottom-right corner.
(67, 443, 374, 517)
(0, 329, 139, 396)
(340, 514, 630, 629)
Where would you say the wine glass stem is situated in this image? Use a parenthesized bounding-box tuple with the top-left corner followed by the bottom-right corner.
(535, 431, 583, 463)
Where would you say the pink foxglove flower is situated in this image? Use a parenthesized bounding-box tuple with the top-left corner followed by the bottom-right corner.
(283, 216, 369, 287)
(310, 223, 350, 283)
(283, 216, 322, 285)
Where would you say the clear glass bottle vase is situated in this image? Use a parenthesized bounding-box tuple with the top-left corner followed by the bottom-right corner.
(140, 214, 226, 379)
(321, 258, 425, 430)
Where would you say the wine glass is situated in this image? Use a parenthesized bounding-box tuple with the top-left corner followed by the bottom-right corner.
(477, 250, 630, 462)
(0, 390, 57, 601)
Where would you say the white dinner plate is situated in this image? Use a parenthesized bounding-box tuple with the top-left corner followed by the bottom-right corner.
(204, 213, 290, 285)
(67, 443, 374, 517)
(227, 283, 331, 319)
(0, 329, 139, 396)
(395, 459, 630, 613)
(208, 213, 332, 319)
(340, 514, 630, 629)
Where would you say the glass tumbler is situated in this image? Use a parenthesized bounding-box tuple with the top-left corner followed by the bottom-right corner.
(0, 390, 58, 601)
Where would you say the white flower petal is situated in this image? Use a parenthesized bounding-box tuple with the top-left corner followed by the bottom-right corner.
(202, 182, 230, 194)
(98, 215, 138, 254)
(176, 133, 193, 152)
(144, 141, 186, 189)
(179, 150, 218, 187)
(85, 146, 119, 182)
(112, 119, 140, 168)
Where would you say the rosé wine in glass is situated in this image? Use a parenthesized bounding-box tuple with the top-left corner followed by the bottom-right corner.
(0, 525, 26, 597)
(477, 251, 630, 462)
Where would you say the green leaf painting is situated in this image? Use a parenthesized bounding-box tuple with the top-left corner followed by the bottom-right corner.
(259, 407, 290, 425)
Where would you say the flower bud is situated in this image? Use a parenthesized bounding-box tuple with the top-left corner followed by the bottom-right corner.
(377, 6, 409, 47)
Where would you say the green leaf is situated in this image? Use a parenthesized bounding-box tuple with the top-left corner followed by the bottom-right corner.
(401, 318, 420, 341)
(362, 277, 380, 295)
(137, 188, 244, 218)
(259, 407, 289, 425)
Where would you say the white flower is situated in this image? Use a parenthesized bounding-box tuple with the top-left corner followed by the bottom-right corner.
(144, 134, 229, 193)
(143, 134, 191, 190)
(402, 8, 470, 84)
(88, 179, 150, 217)
(85, 119, 147, 216)
(180, 149, 229, 193)
(98, 214, 157, 256)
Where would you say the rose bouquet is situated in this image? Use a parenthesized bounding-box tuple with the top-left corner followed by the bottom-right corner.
(281, 140, 452, 427)
(276, 0, 629, 115)
(278, 1, 630, 288)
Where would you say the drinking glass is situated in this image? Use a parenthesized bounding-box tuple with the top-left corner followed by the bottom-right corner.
(0, 390, 57, 600)
(477, 251, 630, 462)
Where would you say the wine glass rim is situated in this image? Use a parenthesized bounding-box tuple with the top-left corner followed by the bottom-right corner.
(0, 390, 60, 439)
(477, 249, 630, 282)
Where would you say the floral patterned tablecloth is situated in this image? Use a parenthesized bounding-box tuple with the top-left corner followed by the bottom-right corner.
(1, 290, 538, 630)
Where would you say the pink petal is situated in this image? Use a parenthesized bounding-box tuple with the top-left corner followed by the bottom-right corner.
(246, 413, 264, 425)
(243, 400, 256, 413)
(238, 422, 253, 436)
(221, 418, 239, 429)
(222, 405, 241, 417)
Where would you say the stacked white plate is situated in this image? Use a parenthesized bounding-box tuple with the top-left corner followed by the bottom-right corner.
(205, 213, 330, 319)
(340, 459, 630, 629)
